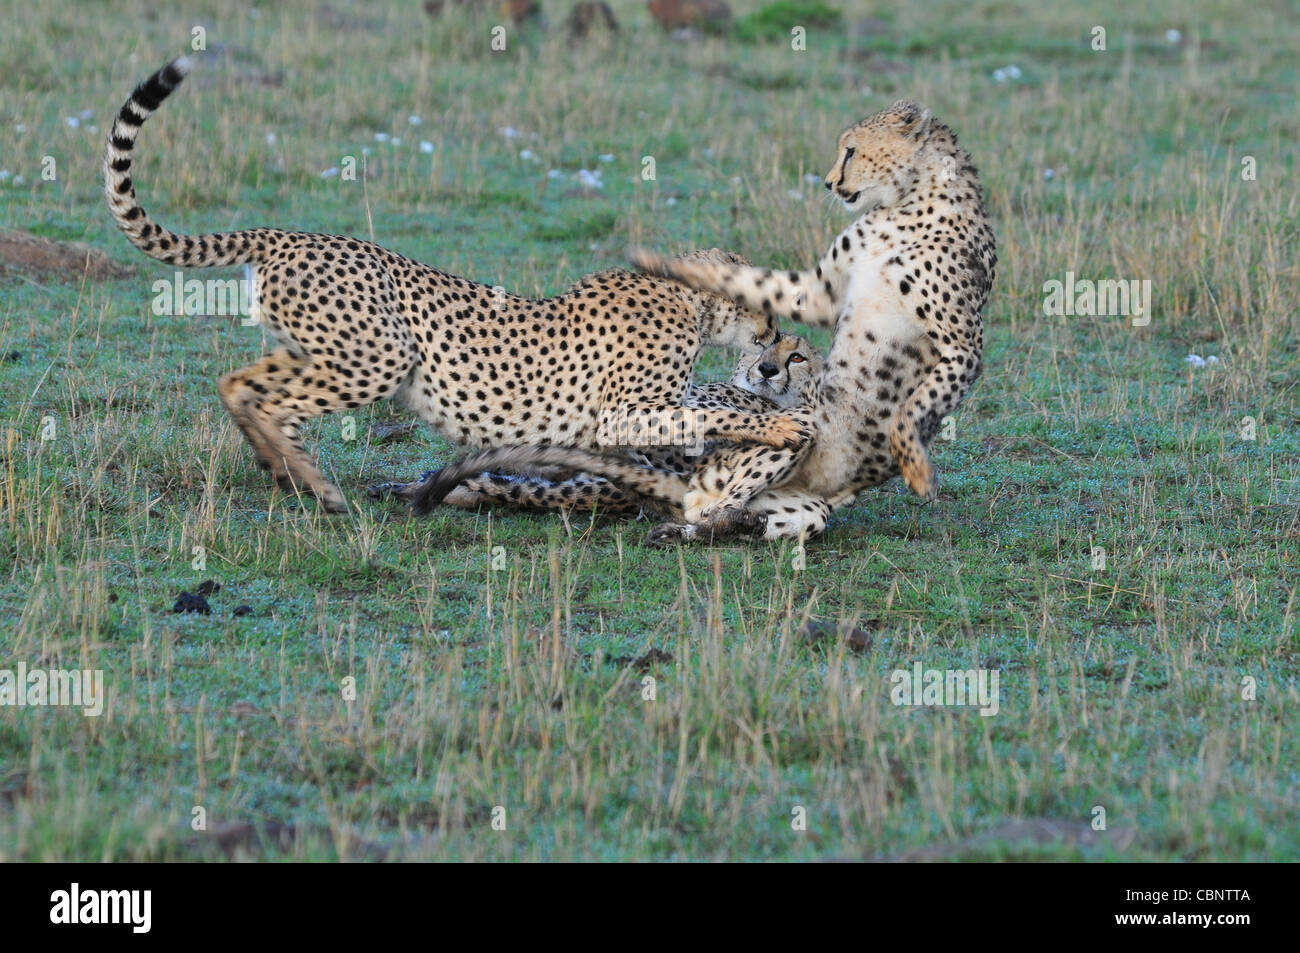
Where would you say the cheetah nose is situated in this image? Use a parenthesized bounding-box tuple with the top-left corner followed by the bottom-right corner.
(823, 180, 833, 191)
(758, 362, 778, 379)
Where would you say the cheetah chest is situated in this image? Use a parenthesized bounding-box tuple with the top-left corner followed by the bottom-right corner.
(804, 257, 936, 494)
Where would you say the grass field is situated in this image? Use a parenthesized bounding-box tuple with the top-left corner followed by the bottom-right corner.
(1, 0, 1297, 861)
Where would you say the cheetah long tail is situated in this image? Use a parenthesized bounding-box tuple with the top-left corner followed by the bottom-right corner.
(104, 58, 266, 268)
(409, 446, 692, 516)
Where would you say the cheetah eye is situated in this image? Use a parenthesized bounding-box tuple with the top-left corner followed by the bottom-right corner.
(790, 354, 806, 364)
(843, 147, 855, 163)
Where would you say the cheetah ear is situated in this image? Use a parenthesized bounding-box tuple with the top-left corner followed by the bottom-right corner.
(887, 100, 932, 140)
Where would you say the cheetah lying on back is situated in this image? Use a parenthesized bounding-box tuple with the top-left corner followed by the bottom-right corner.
(411, 334, 824, 529)
(370, 340, 795, 513)
(104, 58, 804, 512)
(626, 99, 997, 542)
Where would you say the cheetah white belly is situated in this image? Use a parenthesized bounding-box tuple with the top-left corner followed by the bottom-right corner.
(797, 266, 930, 496)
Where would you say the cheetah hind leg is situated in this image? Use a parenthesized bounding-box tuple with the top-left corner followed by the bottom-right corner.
(889, 417, 937, 500)
(685, 439, 812, 524)
(651, 490, 832, 546)
(888, 348, 981, 501)
(646, 506, 767, 548)
(219, 351, 371, 513)
(218, 350, 309, 489)
(393, 469, 652, 516)
(368, 464, 587, 501)
(442, 473, 649, 515)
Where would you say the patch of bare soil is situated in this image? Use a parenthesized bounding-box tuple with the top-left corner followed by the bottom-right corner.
(0, 229, 133, 281)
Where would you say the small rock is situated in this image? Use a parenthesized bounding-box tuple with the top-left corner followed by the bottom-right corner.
(196, 579, 221, 596)
(797, 618, 874, 653)
(233, 605, 254, 617)
(172, 592, 211, 615)
(608, 647, 674, 671)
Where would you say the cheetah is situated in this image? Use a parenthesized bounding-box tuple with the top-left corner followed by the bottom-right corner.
(628, 99, 997, 542)
(410, 333, 823, 529)
(371, 342, 790, 513)
(104, 58, 805, 512)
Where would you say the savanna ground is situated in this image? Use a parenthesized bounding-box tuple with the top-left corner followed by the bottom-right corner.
(0, 0, 1297, 861)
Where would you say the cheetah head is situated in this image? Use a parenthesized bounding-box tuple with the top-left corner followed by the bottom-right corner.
(670, 248, 779, 352)
(732, 334, 823, 409)
(824, 99, 932, 214)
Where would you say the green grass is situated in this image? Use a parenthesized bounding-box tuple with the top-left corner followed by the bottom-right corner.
(1, 0, 1297, 861)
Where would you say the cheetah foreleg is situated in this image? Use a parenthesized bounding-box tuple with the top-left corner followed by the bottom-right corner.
(685, 428, 815, 523)
(629, 248, 844, 329)
(443, 473, 650, 516)
(602, 404, 811, 452)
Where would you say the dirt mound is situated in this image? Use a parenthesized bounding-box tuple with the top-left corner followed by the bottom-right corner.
(0, 229, 133, 281)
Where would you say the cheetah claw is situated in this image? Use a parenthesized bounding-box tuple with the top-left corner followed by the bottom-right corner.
(647, 522, 694, 547)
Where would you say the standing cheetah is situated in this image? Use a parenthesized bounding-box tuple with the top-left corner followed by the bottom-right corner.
(411, 333, 823, 528)
(104, 58, 804, 512)
(629, 99, 997, 541)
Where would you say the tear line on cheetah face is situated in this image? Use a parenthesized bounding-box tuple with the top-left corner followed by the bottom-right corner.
(823, 99, 933, 214)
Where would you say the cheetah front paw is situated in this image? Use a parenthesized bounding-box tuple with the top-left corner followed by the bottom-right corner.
(761, 414, 814, 450)
(281, 474, 349, 513)
(682, 488, 722, 524)
(698, 505, 767, 538)
(647, 522, 697, 547)
(320, 488, 350, 514)
(900, 455, 938, 501)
